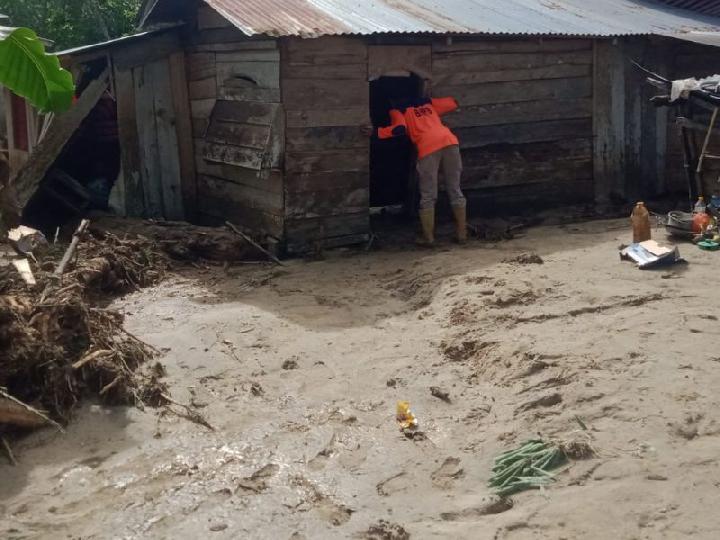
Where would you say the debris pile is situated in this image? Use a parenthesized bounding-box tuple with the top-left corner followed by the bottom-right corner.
(89, 216, 270, 262)
(0, 221, 168, 432)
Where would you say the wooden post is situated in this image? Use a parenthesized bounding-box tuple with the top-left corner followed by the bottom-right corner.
(168, 51, 198, 221)
(593, 39, 626, 209)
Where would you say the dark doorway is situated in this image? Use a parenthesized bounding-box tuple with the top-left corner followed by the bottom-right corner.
(369, 74, 423, 210)
(23, 90, 121, 232)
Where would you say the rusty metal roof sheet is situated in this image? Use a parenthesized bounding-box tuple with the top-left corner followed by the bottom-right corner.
(195, 0, 720, 38)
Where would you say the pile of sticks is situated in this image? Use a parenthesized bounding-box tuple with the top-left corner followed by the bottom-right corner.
(0, 220, 168, 439)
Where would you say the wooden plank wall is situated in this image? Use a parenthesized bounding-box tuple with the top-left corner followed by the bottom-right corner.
(618, 37, 671, 202)
(666, 40, 720, 200)
(281, 36, 370, 253)
(186, 5, 284, 239)
(593, 40, 626, 208)
(432, 38, 595, 208)
(112, 30, 195, 219)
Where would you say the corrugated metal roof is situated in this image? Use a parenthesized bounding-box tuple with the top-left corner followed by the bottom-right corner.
(56, 23, 182, 57)
(656, 1, 720, 18)
(189, 0, 720, 38)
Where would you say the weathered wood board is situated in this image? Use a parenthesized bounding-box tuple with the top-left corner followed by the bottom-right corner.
(189, 31, 285, 239)
(431, 36, 594, 203)
(281, 36, 371, 250)
(115, 67, 145, 216)
(134, 58, 185, 220)
(368, 45, 431, 79)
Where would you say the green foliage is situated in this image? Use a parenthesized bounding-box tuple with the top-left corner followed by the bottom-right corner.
(0, 0, 143, 51)
(0, 27, 74, 113)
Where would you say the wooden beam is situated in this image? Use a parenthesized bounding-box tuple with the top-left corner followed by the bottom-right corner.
(455, 119, 592, 149)
(434, 77, 592, 107)
(115, 68, 145, 216)
(14, 68, 110, 209)
(169, 51, 198, 221)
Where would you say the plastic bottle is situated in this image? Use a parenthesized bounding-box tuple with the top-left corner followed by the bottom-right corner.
(709, 194, 720, 218)
(631, 202, 651, 243)
(694, 196, 707, 214)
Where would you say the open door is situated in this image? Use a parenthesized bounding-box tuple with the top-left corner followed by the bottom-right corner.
(368, 46, 432, 215)
(369, 74, 423, 208)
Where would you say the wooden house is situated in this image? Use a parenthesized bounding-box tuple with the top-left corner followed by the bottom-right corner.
(0, 21, 52, 176)
(14, 0, 720, 253)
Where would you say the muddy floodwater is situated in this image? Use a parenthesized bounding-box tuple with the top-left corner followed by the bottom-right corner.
(3, 219, 720, 539)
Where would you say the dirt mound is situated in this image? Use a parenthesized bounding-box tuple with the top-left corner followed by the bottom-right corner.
(1, 228, 168, 429)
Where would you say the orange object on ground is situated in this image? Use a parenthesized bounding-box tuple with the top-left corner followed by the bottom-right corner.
(693, 211, 712, 233)
(631, 202, 651, 243)
(396, 401, 418, 430)
(378, 97, 459, 159)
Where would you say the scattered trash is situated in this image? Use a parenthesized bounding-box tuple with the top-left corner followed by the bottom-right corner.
(698, 240, 719, 251)
(396, 401, 418, 430)
(489, 440, 566, 498)
(666, 211, 695, 239)
(430, 386, 451, 403)
(620, 240, 683, 269)
(10, 258, 35, 285)
(692, 196, 712, 233)
(8, 225, 48, 258)
(403, 430, 427, 441)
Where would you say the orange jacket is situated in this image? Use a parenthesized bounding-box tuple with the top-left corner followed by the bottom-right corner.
(378, 97, 459, 159)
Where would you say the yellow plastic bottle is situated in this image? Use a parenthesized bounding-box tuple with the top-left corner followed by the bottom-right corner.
(631, 202, 651, 243)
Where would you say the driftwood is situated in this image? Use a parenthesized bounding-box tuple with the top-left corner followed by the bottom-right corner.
(226, 221, 284, 266)
(55, 219, 90, 277)
(0, 389, 62, 431)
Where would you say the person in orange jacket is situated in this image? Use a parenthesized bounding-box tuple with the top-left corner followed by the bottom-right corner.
(369, 91, 466, 245)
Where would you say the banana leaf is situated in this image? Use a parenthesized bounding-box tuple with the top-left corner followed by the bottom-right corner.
(0, 27, 74, 113)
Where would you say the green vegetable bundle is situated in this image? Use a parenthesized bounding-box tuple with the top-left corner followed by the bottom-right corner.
(489, 440, 566, 498)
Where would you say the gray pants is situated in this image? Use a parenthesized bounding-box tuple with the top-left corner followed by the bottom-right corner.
(417, 144, 466, 210)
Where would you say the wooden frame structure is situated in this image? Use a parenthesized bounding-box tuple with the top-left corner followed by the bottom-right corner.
(12, 3, 720, 254)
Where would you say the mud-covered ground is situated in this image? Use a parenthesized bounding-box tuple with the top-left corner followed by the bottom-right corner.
(3, 219, 720, 539)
